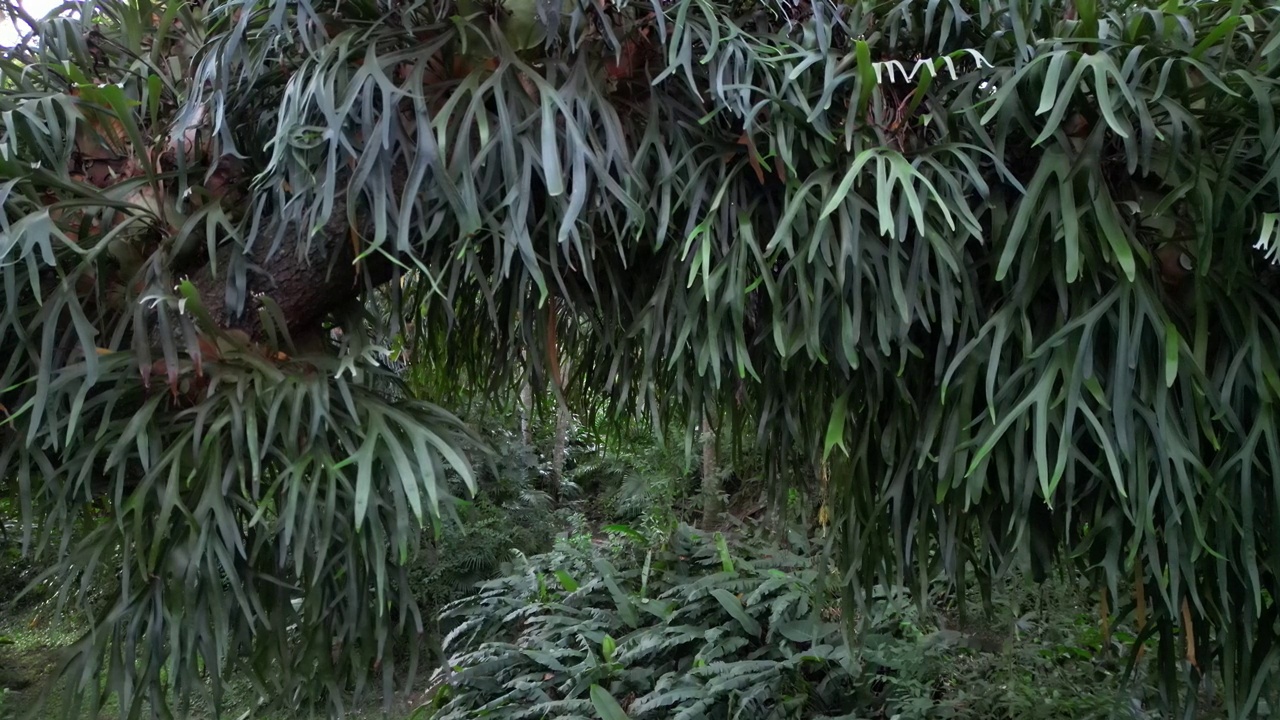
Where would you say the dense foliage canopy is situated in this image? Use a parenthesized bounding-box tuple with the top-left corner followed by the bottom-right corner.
(3, 0, 1280, 716)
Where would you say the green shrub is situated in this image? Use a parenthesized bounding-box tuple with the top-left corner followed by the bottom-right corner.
(428, 525, 859, 719)
(424, 526, 1155, 720)
(409, 498, 557, 618)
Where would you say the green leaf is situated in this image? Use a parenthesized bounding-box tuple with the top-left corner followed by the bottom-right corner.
(541, 95, 565, 196)
(710, 588, 762, 637)
(1093, 182, 1137, 281)
(854, 39, 875, 114)
(1192, 16, 1241, 60)
(1076, 0, 1098, 40)
(595, 558, 639, 628)
(821, 150, 878, 219)
(1164, 322, 1181, 388)
(590, 684, 631, 720)
(823, 391, 850, 460)
(602, 523, 647, 544)
(997, 153, 1059, 280)
(554, 569, 579, 592)
(715, 531, 734, 574)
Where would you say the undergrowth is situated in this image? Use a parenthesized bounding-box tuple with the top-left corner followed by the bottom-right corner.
(420, 524, 1154, 720)
(0, 420, 1194, 720)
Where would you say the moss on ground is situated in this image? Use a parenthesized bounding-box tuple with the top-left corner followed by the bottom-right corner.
(0, 601, 87, 719)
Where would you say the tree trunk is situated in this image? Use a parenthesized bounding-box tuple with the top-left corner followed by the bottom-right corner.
(520, 375, 534, 447)
(701, 413, 720, 527)
(547, 297, 566, 505)
(552, 401, 569, 505)
(186, 169, 399, 341)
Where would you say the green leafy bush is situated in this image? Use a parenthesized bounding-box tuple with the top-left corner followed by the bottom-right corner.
(405, 423, 559, 664)
(425, 526, 1154, 720)
(409, 497, 557, 620)
(572, 442, 690, 534)
(427, 525, 858, 719)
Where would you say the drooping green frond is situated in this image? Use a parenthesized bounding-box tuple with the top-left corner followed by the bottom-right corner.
(0, 1, 483, 714)
(4, 343, 479, 715)
(5, 0, 1280, 715)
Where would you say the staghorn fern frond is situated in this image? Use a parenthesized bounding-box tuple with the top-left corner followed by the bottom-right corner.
(4, 0, 1280, 715)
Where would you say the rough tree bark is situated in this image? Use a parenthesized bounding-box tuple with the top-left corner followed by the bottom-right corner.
(547, 297, 567, 505)
(701, 413, 720, 527)
(552, 399, 569, 505)
(186, 171, 398, 341)
(520, 376, 534, 446)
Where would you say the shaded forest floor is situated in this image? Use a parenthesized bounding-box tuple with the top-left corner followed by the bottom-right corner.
(0, 623, 65, 713)
(0, 602, 84, 718)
